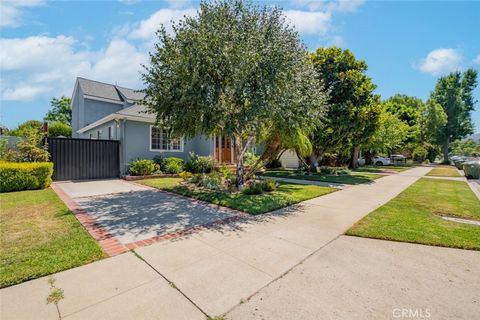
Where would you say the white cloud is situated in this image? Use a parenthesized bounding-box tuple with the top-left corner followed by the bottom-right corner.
(0, 35, 148, 101)
(284, 10, 332, 35)
(0, 0, 45, 28)
(129, 8, 196, 40)
(285, 0, 365, 41)
(88, 39, 147, 84)
(0, 1, 366, 102)
(474, 54, 480, 65)
(418, 48, 463, 75)
(2, 85, 51, 101)
(1, 5, 198, 102)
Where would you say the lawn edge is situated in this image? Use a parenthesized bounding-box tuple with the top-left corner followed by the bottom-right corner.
(132, 178, 338, 215)
(50, 184, 129, 257)
(344, 233, 480, 251)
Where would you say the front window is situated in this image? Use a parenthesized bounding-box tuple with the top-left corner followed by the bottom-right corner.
(151, 126, 183, 151)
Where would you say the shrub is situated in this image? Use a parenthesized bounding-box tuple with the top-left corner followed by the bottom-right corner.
(266, 159, 282, 169)
(241, 181, 264, 195)
(189, 173, 206, 185)
(200, 171, 222, 190)
(179, 171, 193, 181)
(0, 162, 53, 192)
(164, 157, 184, 174)
(261, 179, 277, 192)
(7, 131, 50, 162)
(129, 159, 160, 176)
(153, 155, 166, 170)
(48, 122, 72, 137)
(183, 152, 214, 173)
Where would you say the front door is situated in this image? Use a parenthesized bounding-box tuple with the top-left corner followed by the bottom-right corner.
(215, 136, 232, 163)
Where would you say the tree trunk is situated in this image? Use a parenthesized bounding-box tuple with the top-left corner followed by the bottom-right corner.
(244, 135, 282, 181)
(308, 149, 322, 172)
(349, 147, 360, 169)
(309, 153, 317, 172)
(443, 138, 450, 164)
(364, 151, 373, 165)
(233, 136, 254, 189)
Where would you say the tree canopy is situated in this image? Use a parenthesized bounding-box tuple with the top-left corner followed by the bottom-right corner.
(142, 0, 327, 185)
(309, 46, 381, 168)
(364, 106, 410, 156)
(8, 120, 43, 137)
(44, 96, 72, 125)
(384, 94, 422, 127)
(429, 68, 478, 162)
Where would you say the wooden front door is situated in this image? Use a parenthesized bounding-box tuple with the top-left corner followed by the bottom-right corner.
(215, 136, 232, 163)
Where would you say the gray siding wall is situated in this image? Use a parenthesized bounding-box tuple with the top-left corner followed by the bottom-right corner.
(121, 121, 214, 174)
(83, 99, 123, 127)
(71, 83, 123, 138)
(71, 86, 82, 138)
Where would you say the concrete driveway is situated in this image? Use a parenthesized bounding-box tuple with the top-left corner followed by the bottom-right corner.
(54, 179, 244, 245)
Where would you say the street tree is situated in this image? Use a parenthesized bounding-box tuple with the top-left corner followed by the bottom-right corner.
(309, 46, 381, 168)
(429, 69, 478, 162)
(142, 0, 327, 186)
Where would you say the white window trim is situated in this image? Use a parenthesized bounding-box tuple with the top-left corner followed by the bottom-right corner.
(108, 126, 113, 140)
(149, 125, 184, 152)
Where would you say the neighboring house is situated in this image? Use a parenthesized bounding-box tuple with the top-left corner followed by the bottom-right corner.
(72, 77, 240, 174)
(279, 150, 301, 168)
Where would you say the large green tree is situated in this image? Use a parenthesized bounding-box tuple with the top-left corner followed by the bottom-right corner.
(364, 106, 410, 156)
(44, 96, 72, 125)
(415, 100, 447, 162)
(450, 139, 480, 157)
(142, 0, 327, 186)
(429, 69, 478, 162)
(8, 120, 43, 137)
(309, 47, 381, 168)
(384, 94, 422, 126)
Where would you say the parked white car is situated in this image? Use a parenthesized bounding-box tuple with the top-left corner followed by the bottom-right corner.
(358, 156, 391, 166)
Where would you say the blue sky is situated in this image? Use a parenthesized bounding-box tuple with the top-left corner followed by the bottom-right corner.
(1, 0, 479, 132)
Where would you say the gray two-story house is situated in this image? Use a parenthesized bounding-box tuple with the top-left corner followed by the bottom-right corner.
(72, 77, 237, 174)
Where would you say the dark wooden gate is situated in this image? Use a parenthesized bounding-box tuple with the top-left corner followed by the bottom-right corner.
(47, 137, 120, 180)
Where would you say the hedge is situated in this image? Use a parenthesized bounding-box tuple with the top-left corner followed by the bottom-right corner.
(0, 162, 54, 192)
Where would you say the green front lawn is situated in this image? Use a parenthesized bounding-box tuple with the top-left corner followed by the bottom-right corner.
(354, 165, 411, 174)
(347, 178, 480, 250)
(0, 189, 105, 288)
(261, 169, 383, 185)
(139, 178, 337, 215)
(427, 166, 462, 177)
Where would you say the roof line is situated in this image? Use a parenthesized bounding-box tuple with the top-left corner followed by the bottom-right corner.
(76, 76, 142, 92)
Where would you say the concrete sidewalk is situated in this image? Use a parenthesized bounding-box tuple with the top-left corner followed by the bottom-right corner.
(228, 236, 480, 320)
(1, 167, 433, 319)
(132, 167, 433, 316)
(0, 252, 205, 320)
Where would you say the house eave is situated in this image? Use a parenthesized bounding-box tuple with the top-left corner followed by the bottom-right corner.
(76, 114, 155, 134)
(84, 94, 125, 105)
